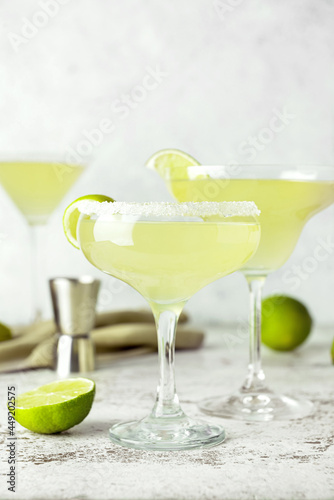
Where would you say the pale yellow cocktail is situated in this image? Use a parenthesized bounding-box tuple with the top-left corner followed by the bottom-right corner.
(0, 161, 84, 225)
(0, 159, 84, 321)
(78, 210, 260, 307)
(167, 178, 334, 274)
(69, 199, 261, 449)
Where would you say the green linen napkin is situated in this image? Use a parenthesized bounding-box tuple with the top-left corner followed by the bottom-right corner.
(0, 309, 204, 373)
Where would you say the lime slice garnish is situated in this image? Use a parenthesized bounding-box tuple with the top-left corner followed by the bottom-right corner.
(10, 378, 95, 434)
(145, 148, 200, 179)
(262, 296, 313, 351)
(63, 194, 114, 249)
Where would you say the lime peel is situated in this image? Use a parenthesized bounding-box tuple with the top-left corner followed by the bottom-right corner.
(63, 194, 114, 249)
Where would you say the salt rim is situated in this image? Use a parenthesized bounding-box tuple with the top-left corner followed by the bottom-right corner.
(76, 201, 260, 217)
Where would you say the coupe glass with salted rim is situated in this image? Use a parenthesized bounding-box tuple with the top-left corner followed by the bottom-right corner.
(162, 164, 334, 421)
(75, 200, 261, 450)
(0, 154, 85, 322)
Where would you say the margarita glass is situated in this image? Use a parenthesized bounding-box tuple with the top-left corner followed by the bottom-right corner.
(74, 199, 260, 450)
(0, 156, 84, 321)
(162, 164, 334, 421)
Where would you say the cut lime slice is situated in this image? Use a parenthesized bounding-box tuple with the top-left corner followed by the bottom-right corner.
(10, 378, 95, 434)
(146, 148, 200, 179)
(63, 194, 114, 249)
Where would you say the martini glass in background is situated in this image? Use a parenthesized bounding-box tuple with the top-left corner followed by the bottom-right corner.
(161, 164, 334, 421)
(0, 156, 85, 322)
(73, 199, 261, 450)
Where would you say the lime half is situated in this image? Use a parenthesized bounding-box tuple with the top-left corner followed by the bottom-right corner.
(146, 148, 200, 179)
(63, 194, 114, 249)
(11, 378, 95, 434)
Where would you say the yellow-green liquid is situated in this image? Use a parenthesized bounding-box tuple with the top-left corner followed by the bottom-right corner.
(0, 161, 84, 225)
(79, 216, 260, 305)
(167, 178, 334, 274)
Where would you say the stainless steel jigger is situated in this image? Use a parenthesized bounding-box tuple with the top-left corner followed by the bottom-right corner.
(49, 277, 100, 378)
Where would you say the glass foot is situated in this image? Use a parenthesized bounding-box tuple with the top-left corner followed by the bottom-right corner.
(199, 391, 314, 422)
(109, 414, 226, 451)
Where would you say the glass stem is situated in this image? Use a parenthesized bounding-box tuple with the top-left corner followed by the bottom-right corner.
(242, 276, 267, 392)
(150, 306, 185, 419)
(30, 224, 45, 323)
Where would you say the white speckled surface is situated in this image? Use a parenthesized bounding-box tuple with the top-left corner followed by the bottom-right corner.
(0, 325, 333, 500)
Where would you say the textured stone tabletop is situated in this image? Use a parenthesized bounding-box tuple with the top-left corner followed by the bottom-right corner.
(0, 325, 333, 500)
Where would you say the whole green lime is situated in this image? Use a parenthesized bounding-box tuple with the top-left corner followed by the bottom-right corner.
(331, 338, 334, 364)
(262, 295, 312, 351)
(0, 322, 12, 342)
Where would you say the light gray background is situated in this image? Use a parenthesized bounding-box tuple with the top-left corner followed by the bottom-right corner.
(0, 0, 333, 326)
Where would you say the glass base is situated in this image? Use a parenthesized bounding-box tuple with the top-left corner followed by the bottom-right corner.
(109, 414, 226, 451)
(199, 390, 314, 422)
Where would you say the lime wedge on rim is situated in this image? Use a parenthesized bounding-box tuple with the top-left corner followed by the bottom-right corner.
(10, 378, 95, 434)
(146, 148, 200, 179)
(63, 194, 114, 249)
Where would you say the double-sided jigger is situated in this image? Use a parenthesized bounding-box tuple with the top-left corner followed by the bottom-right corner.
(49, 277, 100, 378)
